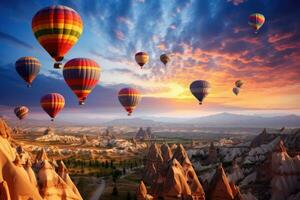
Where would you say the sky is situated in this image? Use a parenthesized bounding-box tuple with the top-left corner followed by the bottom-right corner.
(0, 0, 300, 122)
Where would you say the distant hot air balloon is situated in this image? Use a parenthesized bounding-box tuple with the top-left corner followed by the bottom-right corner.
(135, 52, 149, 69)
(63, 58, 101, 105)
(232, 87, 240, 96)
(248, 13, 265, 33)
(160, 54, 170, 66)
(32, 5, 83, 69)
(15, 57, 41, 87)
(40, 93, 65, 121)
(118, 88, 141, 116)
(190, 80, 210, 105)
(14, 106, 29, 120)
(235, 80, 244, 88)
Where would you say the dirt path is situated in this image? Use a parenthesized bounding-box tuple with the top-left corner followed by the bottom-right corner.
(90, 179, 106, 200)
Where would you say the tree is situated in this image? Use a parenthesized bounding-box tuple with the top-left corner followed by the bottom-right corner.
(126, 191, 132, 200)
(112, 186, 118, 196)
(105, 160, 109, 168)
(123, 167, 126, 175)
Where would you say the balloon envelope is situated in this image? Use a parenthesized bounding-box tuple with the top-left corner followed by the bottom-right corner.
(135, 52, 149, 68)
(235, 80, 244, 88)
(15, 57, 41, 87)
(14, 106, 29, 120)
(248, 13, 265, 32)
(190, 80, 210, 105)
(40, 93, 65, 121)
(118, 88, 141, 116)
(160, 54, 170, 65)
(63, 58, 101, 105)
(32, 5, 83, 68)
(232, 87, 240, 96)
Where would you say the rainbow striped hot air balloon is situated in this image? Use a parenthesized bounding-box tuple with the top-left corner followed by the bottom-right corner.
(135, 52, 149, 69)
(190, 80, 210, 105)
(32, 5, 83, 69)
(14, 106, 29, 120)
(248, 13, 265, 33)
(63, 58, 101, 105)
(118, 88, 141, 116)
(15, 57, 41, 87)
(40, 93, 65, 121)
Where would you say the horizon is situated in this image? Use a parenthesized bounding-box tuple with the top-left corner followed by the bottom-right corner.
(1, 0, 300, 122)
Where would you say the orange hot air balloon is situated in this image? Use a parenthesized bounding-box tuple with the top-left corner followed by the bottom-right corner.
(135, 52, 149, 69)
(32, 5, 83, 69)
(40, 93, 65, 121)
(63, 58, 101, 105)
(248, 13, 265, 33)
(14, 106, 29, 120)
(118, 88, 141, 116)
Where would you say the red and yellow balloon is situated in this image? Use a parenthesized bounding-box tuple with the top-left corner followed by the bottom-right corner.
(32, 5, 83, 69)
(63, 58, 101, 105)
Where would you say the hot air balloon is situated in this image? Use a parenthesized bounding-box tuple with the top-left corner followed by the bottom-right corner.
(160, 54, 170, 66)
(40, 93, 65, 121)
(190, 80, 210, 105)
(32, 5, 83, 69)
(232, 87, 240, 96)
(14, 106, 29, 120)
(15, 57, 41, 87)
(135, 52, 149, 69)
(63, 58, 100, 105)
(118, 88, 141, 116)
(235, 80, 244, 88)
(248, 13, 265, 33)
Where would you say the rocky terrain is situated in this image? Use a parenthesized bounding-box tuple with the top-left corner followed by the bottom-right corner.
(0, 118, 83, 200)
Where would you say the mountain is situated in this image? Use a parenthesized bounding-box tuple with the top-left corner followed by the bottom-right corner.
(104, 118, 166, 127)
(188, 113, 300, 128)
(104, 113, 300, 128)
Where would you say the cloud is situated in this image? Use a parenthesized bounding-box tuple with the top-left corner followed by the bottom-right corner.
(0, 31, 34, 50)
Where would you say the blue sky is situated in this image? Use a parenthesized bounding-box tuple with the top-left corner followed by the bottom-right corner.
(0, 0, 300, 122)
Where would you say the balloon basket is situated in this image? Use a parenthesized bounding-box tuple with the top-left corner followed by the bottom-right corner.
(54, 63, 62, 69)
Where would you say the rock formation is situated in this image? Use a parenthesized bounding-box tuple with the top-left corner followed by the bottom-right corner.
(207, 142, 218, 163)
(0, 118, 83, 200)
(136, 181, 154, 200)
(208, 164, 242, 200)
(141, 143, 205, 200)
(270, 140, 300, 200)
(136, 127, 154, 140)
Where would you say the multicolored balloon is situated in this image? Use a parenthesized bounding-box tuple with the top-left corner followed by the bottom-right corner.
(190, 80, 210, 105)
(135, 52, 149, 69)
(232, 87, 240, 96)
(40, 93, 65, 121)
(235, 80, 244, 88)
(118, 88, 141, 116)
(32, 5, 83, 69)
(14, 106, 29, 120)
(63, 58, 101, 105)
(15, 57, 41, 87)
(160, 54, 170, 66)
(248, 13, 265, 33)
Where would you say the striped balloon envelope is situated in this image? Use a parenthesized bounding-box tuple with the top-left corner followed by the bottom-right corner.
(190, 80, 210, 105)
(135, 52, 149, 69)
(14, 106, 29, 120)
(15, 56, 41, 87)
(235, 80, 244, 88)
(63, 58, 101, 105)
(32, 5, 83, 68)
(40, 93, 65, 121)
(118, 88, 141, 116)
(248, 13, 265, 32)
